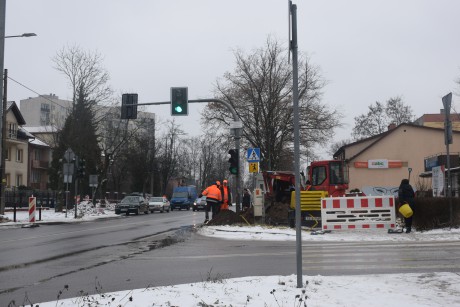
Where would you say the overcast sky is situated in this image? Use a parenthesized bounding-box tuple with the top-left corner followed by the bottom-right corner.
(4, 0, 460, 158)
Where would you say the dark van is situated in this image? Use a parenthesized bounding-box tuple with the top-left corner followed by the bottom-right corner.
(170, 186, 198, 211)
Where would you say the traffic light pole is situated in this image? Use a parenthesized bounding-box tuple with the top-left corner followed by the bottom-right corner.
(135, 98, 242, 214)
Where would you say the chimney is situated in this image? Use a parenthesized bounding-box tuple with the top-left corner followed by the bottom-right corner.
(388, 123, 396, 131)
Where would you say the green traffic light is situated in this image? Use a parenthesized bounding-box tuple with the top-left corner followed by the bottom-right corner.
(171, 87, 188, 116)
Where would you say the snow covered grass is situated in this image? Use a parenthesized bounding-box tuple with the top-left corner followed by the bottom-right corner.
(36, 272, 460, 307)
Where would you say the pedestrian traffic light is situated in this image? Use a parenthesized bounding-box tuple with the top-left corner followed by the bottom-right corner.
(228, 149, 239, 175)
(171, 87, 188, 116)
(121, 93, 138, 119)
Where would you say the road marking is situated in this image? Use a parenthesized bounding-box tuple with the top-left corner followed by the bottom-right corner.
(140, 251, 296, 260)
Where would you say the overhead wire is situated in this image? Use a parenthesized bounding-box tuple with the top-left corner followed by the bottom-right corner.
(7, 75, 72, 111)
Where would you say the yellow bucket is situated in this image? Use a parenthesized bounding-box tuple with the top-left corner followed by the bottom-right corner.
(399, 203, 413, 218)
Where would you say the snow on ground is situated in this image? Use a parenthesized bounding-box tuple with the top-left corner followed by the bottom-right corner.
(199, 224, 460, 242)
(0, 201, 119, 227)
(2, 205, 460, 306)
(34, 272, 460, 307)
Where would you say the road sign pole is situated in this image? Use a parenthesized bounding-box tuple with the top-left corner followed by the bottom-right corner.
(442, 92, 453, 228)
(290, 1, 303, 288)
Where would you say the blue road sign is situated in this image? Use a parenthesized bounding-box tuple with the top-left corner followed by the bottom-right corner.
(247, 148, 260, 162)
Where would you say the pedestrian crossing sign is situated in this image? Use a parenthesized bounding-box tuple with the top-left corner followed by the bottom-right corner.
(249, 162, 259, 173)
(247, 148, 260, 162)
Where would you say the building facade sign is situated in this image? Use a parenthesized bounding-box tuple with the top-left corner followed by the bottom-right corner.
(432, 165, 445, 197)
(354, 160, 403, 169)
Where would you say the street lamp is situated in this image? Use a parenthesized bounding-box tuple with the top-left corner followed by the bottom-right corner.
(4, 32, 36, 38)
(0, 1, 37, 215)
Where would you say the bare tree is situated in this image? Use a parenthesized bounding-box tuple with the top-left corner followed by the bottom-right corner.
(202, 37, 342, 171)
(53, 45, 113, 105)
(352, 101, 387, 140)
(352, 96, 415, 140)
(386, 96, 415, 125)
(329, 138, 354, 157)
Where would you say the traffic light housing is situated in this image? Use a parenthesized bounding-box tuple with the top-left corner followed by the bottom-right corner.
(228, 149, 239, 175)
(171, 87, 188, 116)
(77, 158, 86, 178)
(121, 93, 138, 119)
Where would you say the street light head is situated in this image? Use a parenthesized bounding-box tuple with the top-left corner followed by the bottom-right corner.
(4, 33, 37, 38)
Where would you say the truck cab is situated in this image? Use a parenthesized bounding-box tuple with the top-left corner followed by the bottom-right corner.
(308, 160, 349, 197)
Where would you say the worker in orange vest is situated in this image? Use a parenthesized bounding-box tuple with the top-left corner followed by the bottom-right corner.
(200, 181, 223, 222)
(220, 179, 232, 210)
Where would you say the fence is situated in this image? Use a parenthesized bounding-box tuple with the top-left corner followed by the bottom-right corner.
(321, 196, 396, 230)
(4, 189, 58, 208)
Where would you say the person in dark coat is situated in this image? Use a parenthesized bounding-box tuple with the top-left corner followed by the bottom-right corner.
(398, 178, 415, 233)
(242, 189, 251, 211)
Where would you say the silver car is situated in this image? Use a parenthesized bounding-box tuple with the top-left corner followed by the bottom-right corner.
(193, 196, 207, 211)
(148, 197, 171, 213)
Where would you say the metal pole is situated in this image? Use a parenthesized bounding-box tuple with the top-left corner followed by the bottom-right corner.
(74, 177, 78, 218)
(0, 0, 5, 215)
(0, 69, 6, 214)
(291, 2, 303, 288)
(442, 93, 453, 228)
(235, 127, 241, 214)
(65, 183, 68, 218)
(446, 137, 452, 227)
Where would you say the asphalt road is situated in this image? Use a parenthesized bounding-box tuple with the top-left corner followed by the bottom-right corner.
(1, 210, 460, 306)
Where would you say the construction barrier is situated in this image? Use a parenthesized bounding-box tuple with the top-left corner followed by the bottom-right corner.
(289, 191, 328, 228)
(29, 196, 36, 223)
(321, 196, 395, 230)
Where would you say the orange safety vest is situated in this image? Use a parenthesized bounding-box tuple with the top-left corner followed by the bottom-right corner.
(221, 185, 229, 210)
(202, 185, 222, 202)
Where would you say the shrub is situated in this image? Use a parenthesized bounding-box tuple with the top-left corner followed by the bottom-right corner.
(399, 197, 460, 231)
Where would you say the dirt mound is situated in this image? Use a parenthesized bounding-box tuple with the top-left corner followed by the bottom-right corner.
(206, 210, 246, 226)
(265, 202, 290, 225)
(206, 202, 290, 226)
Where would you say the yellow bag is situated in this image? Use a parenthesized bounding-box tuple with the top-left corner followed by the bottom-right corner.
(399, 203, 413, 218)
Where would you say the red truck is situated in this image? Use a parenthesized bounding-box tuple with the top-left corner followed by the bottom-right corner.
(263, 160, 350, 227)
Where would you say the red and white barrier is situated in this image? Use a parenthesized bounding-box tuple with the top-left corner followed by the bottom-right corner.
(321, 196, 395, 230)
(29, 196, 36, 223)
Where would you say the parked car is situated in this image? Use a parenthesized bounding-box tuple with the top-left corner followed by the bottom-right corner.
(115, 195, 149, 215)
(148, 196, 170, 213)
(193, 196, 207, 211)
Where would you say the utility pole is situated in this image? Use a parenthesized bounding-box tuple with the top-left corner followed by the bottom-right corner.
(290, 0, 303, 288)
(0, 0, 5, 215)
(442, 93, 453, 228)
(0, 69, 6, 214)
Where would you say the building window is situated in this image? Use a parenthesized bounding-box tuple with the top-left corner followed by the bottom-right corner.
(34, 149, 42, 161)
(6, 173, 10, 187)
(31, 170, 41, 183)
(5, 147, 9, 161)
(16, 174, 23, 187)
(16, 149, 23, 163)
(8, 122, 17, 139)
